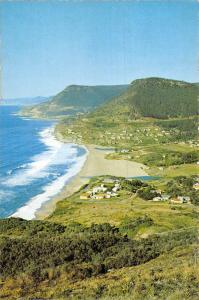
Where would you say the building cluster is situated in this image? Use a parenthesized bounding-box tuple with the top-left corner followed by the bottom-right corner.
(97, 127, 171, 146)
(170, 196, 191, 204)
(152, 190, 191, 204)
(66, 128, 83, 143)
(80, 182, 121, 200)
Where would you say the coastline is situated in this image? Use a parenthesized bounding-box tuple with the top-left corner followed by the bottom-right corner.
(35, 143, 148, 220)
(9, 110, 148, 220)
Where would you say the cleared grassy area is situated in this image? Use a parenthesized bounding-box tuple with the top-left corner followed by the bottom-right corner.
(149, 163, 199, 178)
(48, 177, 199, 238)
(105, 143, 198, 180)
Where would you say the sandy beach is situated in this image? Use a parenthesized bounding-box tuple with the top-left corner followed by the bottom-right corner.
(35, 144, 148, 219)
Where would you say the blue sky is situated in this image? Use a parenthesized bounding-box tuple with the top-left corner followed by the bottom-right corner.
(0, 1, 198, 98)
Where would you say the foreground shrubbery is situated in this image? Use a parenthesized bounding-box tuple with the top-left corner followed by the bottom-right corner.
(0, 175, 198, 299)
(0, 218, 197, 282)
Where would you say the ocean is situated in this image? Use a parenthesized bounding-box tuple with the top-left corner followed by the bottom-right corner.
(0, 106, 87, 219)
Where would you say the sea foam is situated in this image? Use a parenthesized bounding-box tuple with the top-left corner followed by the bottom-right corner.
(3, 127, 78, 187)
(9, 126, 88, 220)
(11, 154, 87, 220)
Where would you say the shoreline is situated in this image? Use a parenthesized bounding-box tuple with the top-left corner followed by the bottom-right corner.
(35, 143, 148, 220)
(9, 110, 148, 221)
(10, 126, 88, 220)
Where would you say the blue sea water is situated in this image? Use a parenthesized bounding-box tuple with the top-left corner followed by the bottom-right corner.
(0, 106, 87, 219)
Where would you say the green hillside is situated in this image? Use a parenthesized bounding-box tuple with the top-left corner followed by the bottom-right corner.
(21, 84, 128, 119)
(91, 77, 198, 120)
(56, 78, 198, 148)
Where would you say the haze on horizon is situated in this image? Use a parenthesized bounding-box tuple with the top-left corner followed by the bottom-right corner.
(0, 1, 197, 98)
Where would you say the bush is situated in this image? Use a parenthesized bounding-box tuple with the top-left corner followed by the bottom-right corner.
(0, 219, 197, 283)
(137, 187, 158, 200)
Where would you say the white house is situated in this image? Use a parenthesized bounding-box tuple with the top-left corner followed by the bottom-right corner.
(177, 196, 191, 203)
(152, 196, 162, 202)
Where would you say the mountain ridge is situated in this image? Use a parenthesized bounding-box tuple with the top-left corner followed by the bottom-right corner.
(90, 77, 198, 120)
(21, 84, 129, 119)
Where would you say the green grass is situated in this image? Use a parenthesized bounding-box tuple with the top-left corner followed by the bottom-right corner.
(48, 177, 199, 238)
(149, 163, 198, 178)
(105, 143, 199, 180)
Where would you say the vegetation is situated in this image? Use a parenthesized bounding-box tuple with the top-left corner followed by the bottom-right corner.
(21, 84, 128, 119)
(0, 216, 198, 299)
(49, 176, 199, 230)
(155, 117, 198, 141)
(5, 77, 198, 299)
(53, 78, 198, 150)
(126, 77, 198, 118)
(166, 176, 199, 205)
(0, 174, 198, 299)
(105, 143, 198, 182)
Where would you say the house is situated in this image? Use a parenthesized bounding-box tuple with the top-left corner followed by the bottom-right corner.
(161, 194, 170, 201)
(112, 183, 120, 193)
(152, 196, 163, 202)
(170, 198, 184, 204)
(155, 189, 162, 195)
(152, 194, 170, 202)
(107, 191, 118, 198)
(170, 196, 190, 204)
(93, 193, 106, 200)
(177, 196, 191, 204)
(110, 192, 118, 197)
(80, 193, 90, 200)
(193, 183, 199, 190)
(93, 184, 107, 193)
(105, 194, 111, 199)
(103, 178, 115, 184)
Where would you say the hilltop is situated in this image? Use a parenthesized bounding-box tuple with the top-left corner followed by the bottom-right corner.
(90, 77, 198, 120)
(21, 84, 128, 119)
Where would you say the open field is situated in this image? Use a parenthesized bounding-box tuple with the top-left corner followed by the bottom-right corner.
(48, 176, 199, 236)
(105, 143, 198, 177)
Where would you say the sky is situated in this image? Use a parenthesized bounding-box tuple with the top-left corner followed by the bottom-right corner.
(0, 1, 198, 98)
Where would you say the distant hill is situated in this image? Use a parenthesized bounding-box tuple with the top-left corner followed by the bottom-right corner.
(1, 96, 51, 106)
(56, 77, 198, 147)
(21, 85, 128, 119)
(91, 77, 198, 120)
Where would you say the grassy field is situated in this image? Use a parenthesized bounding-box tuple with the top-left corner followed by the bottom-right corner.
(48, 176, 199, 236)
(105, 143, 198, 178)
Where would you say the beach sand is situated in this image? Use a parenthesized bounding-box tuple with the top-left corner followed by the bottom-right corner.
(35, 144, 148, 220)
